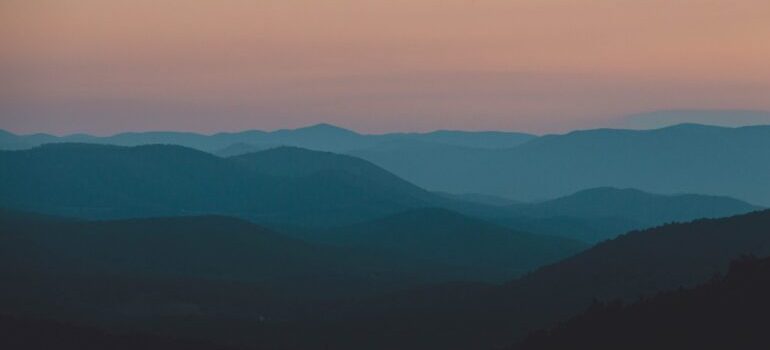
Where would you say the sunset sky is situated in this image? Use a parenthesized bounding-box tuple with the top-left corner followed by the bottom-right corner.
(2, 0, 769, 135)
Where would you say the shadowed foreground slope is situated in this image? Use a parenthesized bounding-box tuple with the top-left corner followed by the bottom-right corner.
(516, 255, 770, 350)
(259, 210, 770, 350)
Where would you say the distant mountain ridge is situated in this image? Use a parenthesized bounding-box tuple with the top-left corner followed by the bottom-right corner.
(615, 109, 770, 129)
(352, 123, 770, 205)
(6, 122, 768, 204)
(0, 209, 480, 299)
(0, 123, 536, 153)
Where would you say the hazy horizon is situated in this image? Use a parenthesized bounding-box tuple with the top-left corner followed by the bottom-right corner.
(3, 109, 770, 137)
(3, 1, 770, 135)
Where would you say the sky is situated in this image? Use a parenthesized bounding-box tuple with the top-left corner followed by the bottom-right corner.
(1, 0, 769, 135)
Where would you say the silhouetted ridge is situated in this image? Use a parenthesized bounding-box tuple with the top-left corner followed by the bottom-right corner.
(0, 314, 230, 350)
(0, 209, 495, 315)
(516, 255, 770, 350)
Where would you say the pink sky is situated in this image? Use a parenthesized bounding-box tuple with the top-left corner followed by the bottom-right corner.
(2, 0, 769, 135)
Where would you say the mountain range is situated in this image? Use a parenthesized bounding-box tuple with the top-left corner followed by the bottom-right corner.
(615, 109, 770, 129)
(0, 124, 535, 153)
(0, 143, 758, 244)
(4, 123, 769, 205)
(352, 123, 770, 205)
(4, 207, 769, 349)
(1, 137, 768, 349)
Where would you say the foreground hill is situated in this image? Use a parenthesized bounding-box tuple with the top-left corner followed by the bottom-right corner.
(0, 208, 502, 342)
(0, 144, 444, 227)
(258, 210, 770, 349)
(0, 209, 471, 299)
(517, 187, 758, 223)
(0, 314, 229, 350)
(351, 124, 770, 205)
(516, 255, 770, 350)
(310, 208, 587, 280)
(4, 209, 770, 349)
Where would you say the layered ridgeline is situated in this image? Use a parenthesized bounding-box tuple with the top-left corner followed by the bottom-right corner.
(0, 208, 575, 347)
(305, 208, 587, 278)
(0, 144, 445, 227)
(0, 144, 757, 242)
(351, 124, 770, 206)
(0, 124, 536, 153)
(263, 210, 770, 350)
(491, 187, 760, 242)
(2, 200, 769, 349)
(0, 208, 491, 330)
(5, 123, 769, 205)
(0, 209, 475, 299)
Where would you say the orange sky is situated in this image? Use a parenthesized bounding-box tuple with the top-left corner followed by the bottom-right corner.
(2, 0, 769, 134)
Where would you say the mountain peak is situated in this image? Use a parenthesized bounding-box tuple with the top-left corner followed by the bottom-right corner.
(295, 123, 358, 135)
(618, 109, 770, 129)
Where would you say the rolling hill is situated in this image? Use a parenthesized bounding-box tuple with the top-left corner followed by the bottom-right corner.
(515, 187, 759, 224)
(308, 208, 588, 280)
(0, 209, 477, 298)
(1, 143, 758, 241)
(457, 187, 760, 243)
(351, 124, 770, 206)
(495, 187, 760, 242)
(516, 255, 770, 350)
(0, 144, 443, 227)
(0, 208, 511, 339)
(256, 210, 770, 350)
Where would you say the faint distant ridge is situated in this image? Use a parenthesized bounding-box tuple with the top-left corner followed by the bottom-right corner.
(0, 123, 537, 153)
(615, 109, 770, 129)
